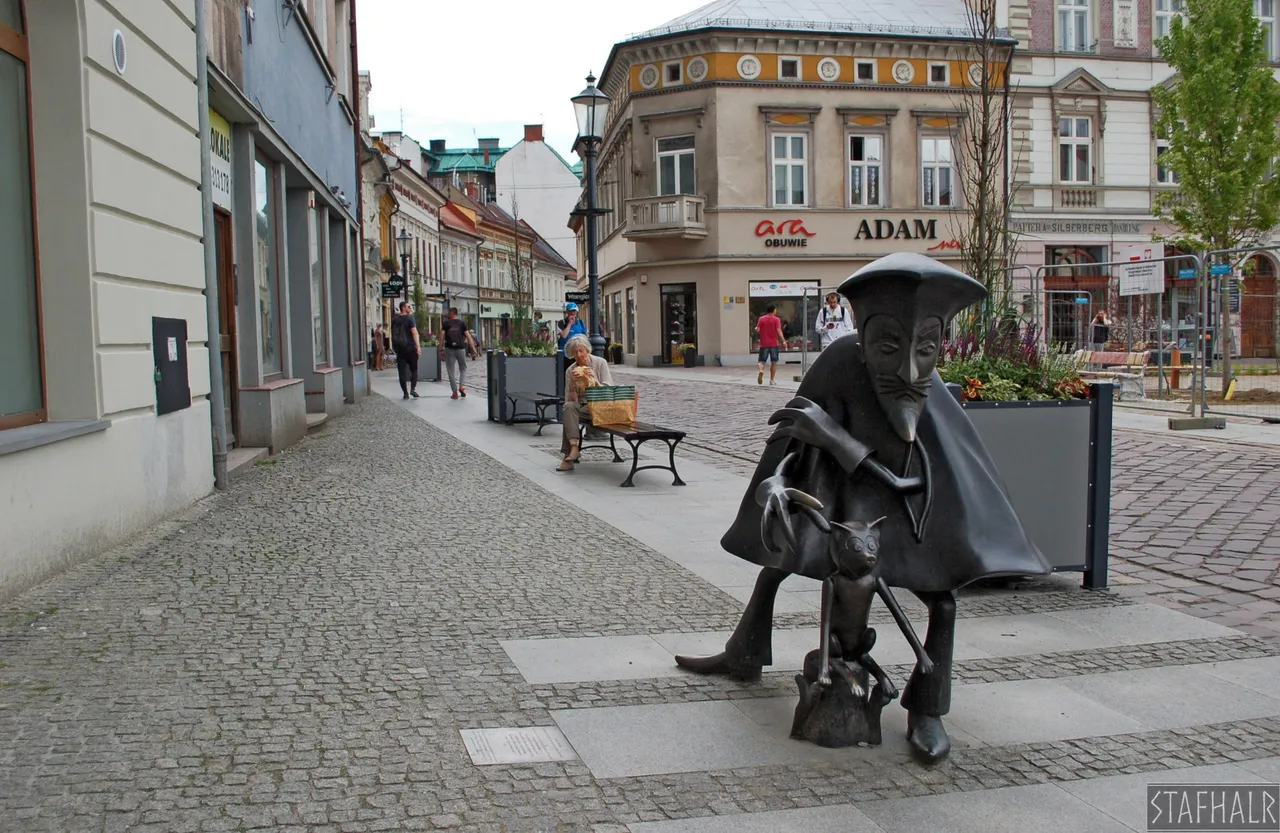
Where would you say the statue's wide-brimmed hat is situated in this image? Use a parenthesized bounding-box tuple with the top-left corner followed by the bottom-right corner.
(837, 252, 986, 333)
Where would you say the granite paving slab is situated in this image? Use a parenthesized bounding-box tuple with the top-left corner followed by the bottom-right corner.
(859, 782, 1134, 833)
(1058, 665, 1280, 730)
(1059, 762, 1271, 831)
(627, 803, 886, 832)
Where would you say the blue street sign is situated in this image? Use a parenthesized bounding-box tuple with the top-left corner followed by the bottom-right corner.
(1178, 268, 1196, 279)
(1074, 296, 1090, 304)
(1210, 264, 1232, 275)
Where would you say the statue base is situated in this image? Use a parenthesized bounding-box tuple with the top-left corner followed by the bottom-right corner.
(790, 649, 896, 748)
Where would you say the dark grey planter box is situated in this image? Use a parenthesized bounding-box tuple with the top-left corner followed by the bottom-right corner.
(958, 383, 1113, 589)
(486, 351, 565, 424)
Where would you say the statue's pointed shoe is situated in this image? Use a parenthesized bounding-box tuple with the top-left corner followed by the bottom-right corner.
(906, 713, 951, 763)
(674, 651, 763, 682)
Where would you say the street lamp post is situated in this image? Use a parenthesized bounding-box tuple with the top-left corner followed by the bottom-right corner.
(572, 72, 611, 359)
(397, 228, 412, 309)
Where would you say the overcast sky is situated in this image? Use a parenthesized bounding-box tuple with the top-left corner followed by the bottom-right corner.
(356, 1, 700, 159)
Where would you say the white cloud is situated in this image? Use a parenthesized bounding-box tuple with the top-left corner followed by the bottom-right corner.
(357, 0, 697, 158)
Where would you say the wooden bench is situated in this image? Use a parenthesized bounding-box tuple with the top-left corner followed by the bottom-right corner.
(1074, 351, 1150, 400)
(578, 417, 687, 488)
(505, 390, 561, 436)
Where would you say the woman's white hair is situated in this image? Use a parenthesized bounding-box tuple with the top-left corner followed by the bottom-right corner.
(565, 334, 593, 355)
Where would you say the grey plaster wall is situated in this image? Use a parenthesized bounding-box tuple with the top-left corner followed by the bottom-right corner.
(241, 2, 358, 204)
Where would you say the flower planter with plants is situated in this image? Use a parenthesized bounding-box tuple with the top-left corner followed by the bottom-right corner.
(938, 325, 1111, 589)
(678, 343, 697, 367)
(486, 338, 563, 424)
(608, 343, 624, 364)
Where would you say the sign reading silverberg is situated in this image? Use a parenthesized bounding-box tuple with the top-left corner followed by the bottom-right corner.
(1009, 219, 1146, 236)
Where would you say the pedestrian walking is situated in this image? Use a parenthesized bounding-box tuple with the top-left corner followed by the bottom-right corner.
(372, 325, 387, 370)
(755, 304, 784, 386)
(815, 293, 855, 350)
(391, 301, 421, 400)
(439, 307, 480, 400)
(557, 302, 588, 354)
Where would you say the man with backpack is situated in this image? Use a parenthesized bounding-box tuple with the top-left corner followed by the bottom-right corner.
(439, 307, 480, 400)
(815, 292, 856, 350)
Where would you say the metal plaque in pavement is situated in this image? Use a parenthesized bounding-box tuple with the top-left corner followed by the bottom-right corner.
(460, 726, 579, 766)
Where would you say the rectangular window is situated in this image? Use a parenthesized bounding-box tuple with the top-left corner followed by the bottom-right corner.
(309, 206, 328, 367)
(254, 156, 282, 376)
(1058, 0, 1090, 52)
(1256, 0, 1275, 60)
(0, 8, 44, 427)
(663, 60, 682, 85)
(1154, 0, 1185, 43)
(771, 133, 808, 207)
(929, 63, 949, 85)
(657, 135, 695, 196)
(920, 137, 955, 207)
(626, 286, 636, 352)
(1156, 136, 1179, 184)
(1058, 117, 1092, 183)
(848, 135, 883, 206)
(856, 61, 876, 82)
(778, 57, 801, 80)
(309, 0, 328, 53)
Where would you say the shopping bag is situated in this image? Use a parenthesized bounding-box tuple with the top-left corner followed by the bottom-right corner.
(585, 385, 637, 426)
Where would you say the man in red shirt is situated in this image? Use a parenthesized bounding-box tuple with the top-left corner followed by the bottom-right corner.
(755, 304, 785, 386)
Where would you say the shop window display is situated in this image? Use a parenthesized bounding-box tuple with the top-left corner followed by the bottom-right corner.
(747, 281, 819, 353)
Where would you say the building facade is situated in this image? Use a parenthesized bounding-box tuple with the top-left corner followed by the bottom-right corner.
(1004, 0, 1280, 354)
(206, 0, 365, 449)
(439, 203, 485, 331)
(494, 124, 583, 270)
(580, 0, 1002, 366)
(2, 0, 212, 597)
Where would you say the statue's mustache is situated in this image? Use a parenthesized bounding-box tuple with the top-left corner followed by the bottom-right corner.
(873, 374, 930, 403)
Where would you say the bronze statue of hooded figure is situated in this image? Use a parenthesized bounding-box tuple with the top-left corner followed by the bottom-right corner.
(676, 252, 1051, 762)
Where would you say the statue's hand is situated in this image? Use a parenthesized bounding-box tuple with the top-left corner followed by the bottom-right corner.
(756, 475, 823, 555)
(768, 398, 869, 473)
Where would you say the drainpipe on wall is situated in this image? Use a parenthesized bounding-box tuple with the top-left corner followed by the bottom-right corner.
(349, 0, 367, 388)
(195, 0, 229, 490)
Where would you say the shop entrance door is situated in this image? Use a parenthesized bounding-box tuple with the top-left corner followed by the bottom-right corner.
(214, 211, 239, 449)
(660, 283, 697, 364)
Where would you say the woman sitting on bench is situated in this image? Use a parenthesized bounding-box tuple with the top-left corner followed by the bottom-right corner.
(559, 334, 614, 472)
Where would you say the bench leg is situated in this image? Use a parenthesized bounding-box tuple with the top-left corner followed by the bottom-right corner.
(618, 437, 686, 487)
(620, 438, 642, 487)
(534, 403, 549, 436)
(506, 397, 516, 426)
(668, 437, 686, 486)
(609, 431, 623, 463)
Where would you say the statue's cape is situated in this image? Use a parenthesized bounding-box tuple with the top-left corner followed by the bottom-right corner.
(720, 336, 1052, 592)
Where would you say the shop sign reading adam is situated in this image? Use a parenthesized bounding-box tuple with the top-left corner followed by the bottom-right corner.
(755, 217, 960, 251)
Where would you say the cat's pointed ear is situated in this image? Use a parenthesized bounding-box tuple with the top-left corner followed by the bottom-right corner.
(869, 516, 887, 529)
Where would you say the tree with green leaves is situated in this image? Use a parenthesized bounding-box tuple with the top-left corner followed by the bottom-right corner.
(1153, 0, 1280, 392)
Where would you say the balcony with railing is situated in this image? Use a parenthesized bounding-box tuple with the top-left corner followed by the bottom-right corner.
(1056, 187, 1099, 210)
(623, 194, 708, 240)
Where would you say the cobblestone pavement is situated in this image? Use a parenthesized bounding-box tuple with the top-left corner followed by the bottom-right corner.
(1, 371, 1279, 831)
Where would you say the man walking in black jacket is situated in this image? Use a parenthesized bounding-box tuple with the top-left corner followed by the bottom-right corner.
(391, 301, 421, 400)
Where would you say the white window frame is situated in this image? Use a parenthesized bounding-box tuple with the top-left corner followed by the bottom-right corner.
(770, 132, 809, 207)
(928, 62, 950, 86)
(1058, 116, 1093, 184)
(920, 136, 957, 208)
(309, 0, 328, 51)
(1058, 0, 1091, 52)
(847, 133, 885, 208)
(778, 56, 802, 81)
(1156, 133, 1179, 185)
(855, 60, 877, 83)
(663, 60, 683, 86)
(1257, 0, 1276, 61)
(656, 134, 696, 196)
(1154, 0, 1185, 45)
